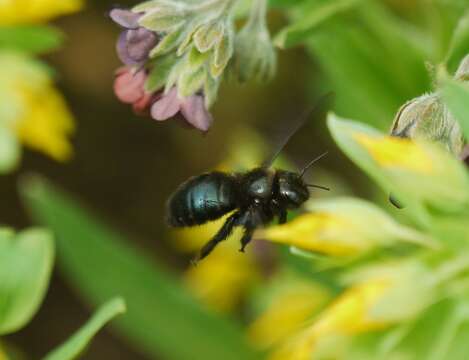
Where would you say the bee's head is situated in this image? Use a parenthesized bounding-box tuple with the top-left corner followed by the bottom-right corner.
(276, 170, 309, 209)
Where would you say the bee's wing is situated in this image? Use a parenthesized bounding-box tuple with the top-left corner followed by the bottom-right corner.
(262, 92, 335, 168)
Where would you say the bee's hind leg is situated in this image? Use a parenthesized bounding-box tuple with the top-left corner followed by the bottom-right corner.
(194, 212, 240, 263)
(239, 227, 255, 253)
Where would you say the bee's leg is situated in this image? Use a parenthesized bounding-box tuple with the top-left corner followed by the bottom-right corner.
(195, 212, 240, 262)
(239, 226, 255, 253)
(278, 209, 287, 224)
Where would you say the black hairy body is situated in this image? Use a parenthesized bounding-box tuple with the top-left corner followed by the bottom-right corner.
(167, 167, 310, 261)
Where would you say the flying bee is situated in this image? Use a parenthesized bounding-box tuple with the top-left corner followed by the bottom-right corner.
(166, 94, 333, 262)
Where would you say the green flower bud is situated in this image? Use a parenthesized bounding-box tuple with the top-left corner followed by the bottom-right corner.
(390, 93, 464, 155)
(232, 0, 276, 82)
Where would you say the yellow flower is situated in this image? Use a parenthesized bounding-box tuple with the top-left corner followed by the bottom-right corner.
(248, 278, 330, 349)
(259, 197, 436, 257)
(0, 52, 74, 162)
(0, 0, 83, 25)
(354, 133, 433, 173)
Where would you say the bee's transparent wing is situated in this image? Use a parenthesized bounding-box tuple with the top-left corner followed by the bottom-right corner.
(262, 92, 335, 168)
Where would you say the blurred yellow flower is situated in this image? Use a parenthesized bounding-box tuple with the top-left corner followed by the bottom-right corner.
(0, 0, 83, 25)
(354, 133, 433, 173)
(259, 198, 436, 257)
(270, 261, 435, 360)
(0, 52, 74, 162)
(184, 227, 259, 312)
(270, 279, 390, 360)
(248, 278, 330, 349)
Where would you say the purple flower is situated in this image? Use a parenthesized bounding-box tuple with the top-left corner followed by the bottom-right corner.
(110, 8, 159, 66)
(151, 87, 214, 132)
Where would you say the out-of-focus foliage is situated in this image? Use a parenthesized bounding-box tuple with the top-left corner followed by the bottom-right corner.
(0, 228, 54, 335)
(44, 297, 126, 360)
(20, 176, 261, 360)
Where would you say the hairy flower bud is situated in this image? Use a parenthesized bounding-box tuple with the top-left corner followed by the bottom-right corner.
(233, 0, 276, 82)
(390, 93, 464, 155)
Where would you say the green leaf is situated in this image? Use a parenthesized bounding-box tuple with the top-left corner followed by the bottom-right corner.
(44, 298, 126, 360)
(274, 0, 364, 49)
(20, 176, 260, 360)
(0, 26, 64, 54)
(442, 79, 469, 139)
(445, 12, 469, 74)
(0, 127, 20, 174)
(0, 228, 54, 335)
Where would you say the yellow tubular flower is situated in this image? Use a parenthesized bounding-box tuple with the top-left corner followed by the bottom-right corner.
(0, 52, 74, 161)
(259, 197, 435, 257)
(0, 0, 83, 25)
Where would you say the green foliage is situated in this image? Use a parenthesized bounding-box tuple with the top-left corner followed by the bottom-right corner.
(20, 176, 261, 360)
(0, 127, 20, 174)
(0, 228, 54, 335)
(44, 298, 126, 360)
(274, 0, 364, 49)
(445, 11, 469, 73)
(0, 26, 64, 55)
(442, 79, 469, 139)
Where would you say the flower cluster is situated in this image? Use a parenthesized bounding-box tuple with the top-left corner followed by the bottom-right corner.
(111, 0, 276, 132)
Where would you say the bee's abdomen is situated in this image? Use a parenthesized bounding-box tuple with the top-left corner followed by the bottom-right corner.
(167, 172, 238, 227)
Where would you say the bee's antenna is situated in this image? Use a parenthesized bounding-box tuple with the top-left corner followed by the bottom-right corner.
(262, 92, 335, 168)
(299, 151, 328, 178)
(306, 184, 330, 191)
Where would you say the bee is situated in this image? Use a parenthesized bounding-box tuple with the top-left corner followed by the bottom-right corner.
(166, 94, 333, 262)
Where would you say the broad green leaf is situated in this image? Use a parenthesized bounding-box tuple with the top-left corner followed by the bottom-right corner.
(274, 0, 364, 49)
(0, 127, 20, 174)
(0, 26, 64, 54)
(44, 298, 126, 360)
(0, 228, 54, 335)
(442, 79, 469, 139)
(445, 12, 469, 74)
(327, 114, 469, 221)
(20, 176, 260, 360)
